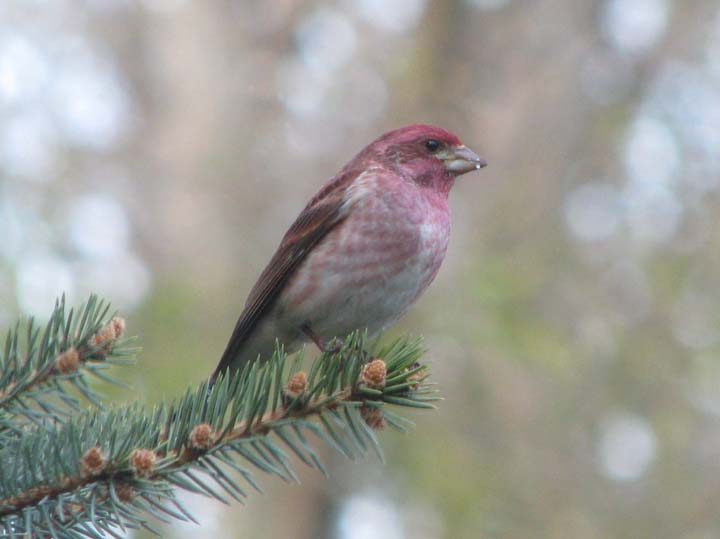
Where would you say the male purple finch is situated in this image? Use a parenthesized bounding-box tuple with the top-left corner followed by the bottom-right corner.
(213, 124, 486, 378)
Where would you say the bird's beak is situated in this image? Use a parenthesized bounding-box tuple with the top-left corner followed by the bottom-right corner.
(444, 145, 487, 175)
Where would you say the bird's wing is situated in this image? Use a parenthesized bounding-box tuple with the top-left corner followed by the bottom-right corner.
(213, 165, 374, 378)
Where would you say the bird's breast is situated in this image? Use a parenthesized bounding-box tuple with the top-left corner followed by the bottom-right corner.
(279, 174, 451, 337)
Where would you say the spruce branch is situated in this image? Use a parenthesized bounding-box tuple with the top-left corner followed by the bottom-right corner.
(0, 299, 439, 539)
(0, 295, 135, 446)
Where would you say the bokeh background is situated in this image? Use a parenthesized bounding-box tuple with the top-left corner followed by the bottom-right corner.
(2, 0, 720, 537)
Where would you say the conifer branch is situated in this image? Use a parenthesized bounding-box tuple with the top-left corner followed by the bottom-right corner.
(0, 298, 438, 539)
(0, 295, 135, 448)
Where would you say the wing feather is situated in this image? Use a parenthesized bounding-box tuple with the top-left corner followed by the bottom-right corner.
(212, 165, 368, 378)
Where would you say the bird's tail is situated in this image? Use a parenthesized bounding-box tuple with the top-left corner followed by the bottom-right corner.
(211, 338, 248, 383)
(211, 329, 279, 383)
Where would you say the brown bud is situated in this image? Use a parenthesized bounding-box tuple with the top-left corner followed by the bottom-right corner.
(110, 317, 126, 339)
(189, 423, 215, 450)
(81, 446, 106, 476)
(129, 448, 156, 477)
(114, 482, 135, 503)
(91, 324, 116, 347)
(360, 406, 386, 430)
(285, 371, 308, 395)
(361, 358, 386, 389)
(56, 348, 80, 374)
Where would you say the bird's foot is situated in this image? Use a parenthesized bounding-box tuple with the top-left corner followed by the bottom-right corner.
(301, 324, 371, 363)
(301, 323, 324, 351)
(323, 337, 344, 355)
(301, 324, 344, 355)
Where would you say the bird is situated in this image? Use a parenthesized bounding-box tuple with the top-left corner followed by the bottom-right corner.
(213, 124, 486, 379)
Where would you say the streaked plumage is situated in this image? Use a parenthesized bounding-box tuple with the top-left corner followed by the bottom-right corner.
(213, 124, 485, 378)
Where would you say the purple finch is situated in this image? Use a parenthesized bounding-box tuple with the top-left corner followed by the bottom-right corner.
(213, 124, 486, 377)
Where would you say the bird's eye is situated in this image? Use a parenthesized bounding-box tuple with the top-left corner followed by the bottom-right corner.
(425, 139, 440, 152)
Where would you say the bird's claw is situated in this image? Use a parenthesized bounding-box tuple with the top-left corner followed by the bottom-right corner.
(323, 337, 344, 355)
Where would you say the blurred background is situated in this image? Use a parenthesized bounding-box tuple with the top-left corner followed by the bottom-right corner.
(1, 0, 719, 537)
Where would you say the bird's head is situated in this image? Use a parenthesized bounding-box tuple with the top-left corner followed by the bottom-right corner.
(365, 124, 487, 193)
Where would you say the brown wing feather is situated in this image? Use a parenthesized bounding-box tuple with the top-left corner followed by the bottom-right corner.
(212, 166, 365, 378)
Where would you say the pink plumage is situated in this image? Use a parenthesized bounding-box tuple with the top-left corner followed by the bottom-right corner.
(214, 124, 486, 377)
